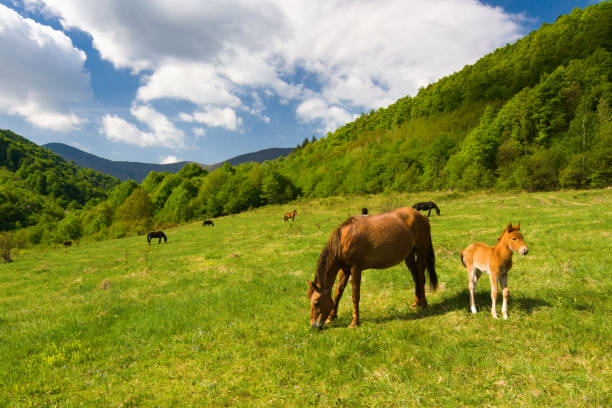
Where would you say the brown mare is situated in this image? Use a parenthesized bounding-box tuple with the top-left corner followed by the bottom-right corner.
(461, 223, 528, 319)
(283, 209, 297, 222)
(307, 207, 438, 329)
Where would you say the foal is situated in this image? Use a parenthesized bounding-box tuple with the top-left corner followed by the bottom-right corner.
(461, 223, 528, 319)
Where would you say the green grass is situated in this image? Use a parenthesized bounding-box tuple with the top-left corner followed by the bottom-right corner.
(1, 189, 611, 407)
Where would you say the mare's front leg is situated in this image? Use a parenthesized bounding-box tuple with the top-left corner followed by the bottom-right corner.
(499, 274, 509, 319)
(326, 269, 349, 324)
(349, 267, 362, 328)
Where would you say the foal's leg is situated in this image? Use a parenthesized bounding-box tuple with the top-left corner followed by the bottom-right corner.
(489, 272, 499, 318)
(349, 267, 362, 328)
(499, 274, 509, 319)
(468, 268, 481, 314)
(326, 269, 349, 323)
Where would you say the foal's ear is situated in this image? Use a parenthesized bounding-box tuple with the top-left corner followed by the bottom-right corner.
(506, 222, 514, 232)
(515, 222, 520, 230)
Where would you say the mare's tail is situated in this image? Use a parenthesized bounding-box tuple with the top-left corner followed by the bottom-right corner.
(427, 240, 438, 290)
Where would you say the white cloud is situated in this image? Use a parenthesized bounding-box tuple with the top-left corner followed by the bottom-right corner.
(180, 107, 242, 131)
(0, 4, 90, 130)
(193, 127, 205, 137)
(296, 98, 357, 132)
(159, 155, 180, 164)
(101, 104, 185, 148)
(26, 0, 524, 132)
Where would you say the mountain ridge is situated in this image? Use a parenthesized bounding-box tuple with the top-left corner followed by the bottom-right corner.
(43, 143, 294, 182)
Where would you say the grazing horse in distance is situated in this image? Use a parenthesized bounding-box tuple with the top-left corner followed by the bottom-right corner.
(283, 209, 297, 222)
(147, 231, 167, 245)
(307, 207, 437, 329)
(63, 240, 72, 248)
(461, 223, 528, 319)
(361, 208, 368, 215)
(203, 220, 214, 227)
(413, 201, 440, 217)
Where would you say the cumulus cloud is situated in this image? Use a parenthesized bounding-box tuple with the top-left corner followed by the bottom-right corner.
(101, 104, 185, 147)
(25, 0, 524, 133)
(179, 107, 242, 131)
(159, 155, 181, 164)
(0, 4, 90, 130)
(297, 97, 357, 132)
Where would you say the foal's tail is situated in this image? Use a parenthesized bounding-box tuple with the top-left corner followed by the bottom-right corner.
(427, 240, 438, 290)
(460, 252, 466, 267)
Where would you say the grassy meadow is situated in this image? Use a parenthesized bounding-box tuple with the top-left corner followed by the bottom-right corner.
(1, 189, 611, 407)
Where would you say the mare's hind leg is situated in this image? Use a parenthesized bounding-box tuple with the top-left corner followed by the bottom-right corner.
(406, 250, 427, 309)
(326, 269, 349, 324)
(349, 267, 362, 328)
(468, 268, 481, 314)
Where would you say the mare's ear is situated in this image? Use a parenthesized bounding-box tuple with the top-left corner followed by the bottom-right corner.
(307, 280, 320, 294)
(506, 222, 513, 232)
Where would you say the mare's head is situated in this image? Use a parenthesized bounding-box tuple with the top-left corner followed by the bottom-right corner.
(307, 280, 333, 330)
(502, 223, 528, 255)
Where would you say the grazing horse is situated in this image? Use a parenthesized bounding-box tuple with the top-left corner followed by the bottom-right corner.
(307, 207, 438, 329)
(461, 223, 528, 319)
(203, 220, 214, 227)
(361, 208, 368, 215)
(283, 209, 297, 222)
(147, 231, 167, 245)
(63, 240, 72, 248)
(413, 201, 440, 217)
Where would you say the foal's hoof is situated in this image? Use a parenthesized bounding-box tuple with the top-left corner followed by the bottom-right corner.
(410, 301, 427, 310)
(349, 321, 359, 328)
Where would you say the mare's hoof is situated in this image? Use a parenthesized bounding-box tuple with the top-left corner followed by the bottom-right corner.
(325, 315, 336, 324)
(349, 321, 359, 328)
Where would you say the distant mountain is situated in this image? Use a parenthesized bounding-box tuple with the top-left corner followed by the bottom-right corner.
(43, 143, 191, 183)
(43, 143, 295, 182)
(206, 147, 295, 170)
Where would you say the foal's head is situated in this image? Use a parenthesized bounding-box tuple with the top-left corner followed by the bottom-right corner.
(307, 280, 333, 330)
(502, 223, 528, 255)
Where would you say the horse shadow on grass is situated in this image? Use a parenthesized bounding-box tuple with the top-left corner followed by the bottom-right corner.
(362, 289, 552, 325)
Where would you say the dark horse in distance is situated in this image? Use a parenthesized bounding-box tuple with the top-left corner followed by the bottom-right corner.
(413, 201, 440, 217)
(203, 220, 214, 227)
(307, 207, 438, 329)
(147, 231, 167, 245)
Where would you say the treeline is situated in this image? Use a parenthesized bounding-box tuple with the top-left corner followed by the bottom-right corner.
(2, 160, 299, 251)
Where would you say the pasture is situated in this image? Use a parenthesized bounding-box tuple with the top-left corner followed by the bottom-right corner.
(1, 189, 610, 407)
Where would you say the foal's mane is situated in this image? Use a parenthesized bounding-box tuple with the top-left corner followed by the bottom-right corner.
(315, 216, 357, 285)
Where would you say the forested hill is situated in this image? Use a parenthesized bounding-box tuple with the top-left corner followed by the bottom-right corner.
(275, 2, 612, 195)
(0, 129, 119, 231)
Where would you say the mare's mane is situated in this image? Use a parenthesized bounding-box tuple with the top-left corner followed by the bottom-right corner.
(315, 216, 358, 284)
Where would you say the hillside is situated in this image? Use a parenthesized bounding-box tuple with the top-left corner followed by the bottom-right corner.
(44, 143, 295, 182)
(0, 130, 119, 231)
(274, 2, 612, 195)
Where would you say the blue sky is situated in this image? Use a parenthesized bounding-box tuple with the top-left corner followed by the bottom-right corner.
(0, 0, 602, 164)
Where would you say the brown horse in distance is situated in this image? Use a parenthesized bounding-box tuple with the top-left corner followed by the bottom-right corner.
(283, 209, 297, 222)
(461, 223, 528, 319)
(63, 240, 72, 248)
(307, 207, 438, 329)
